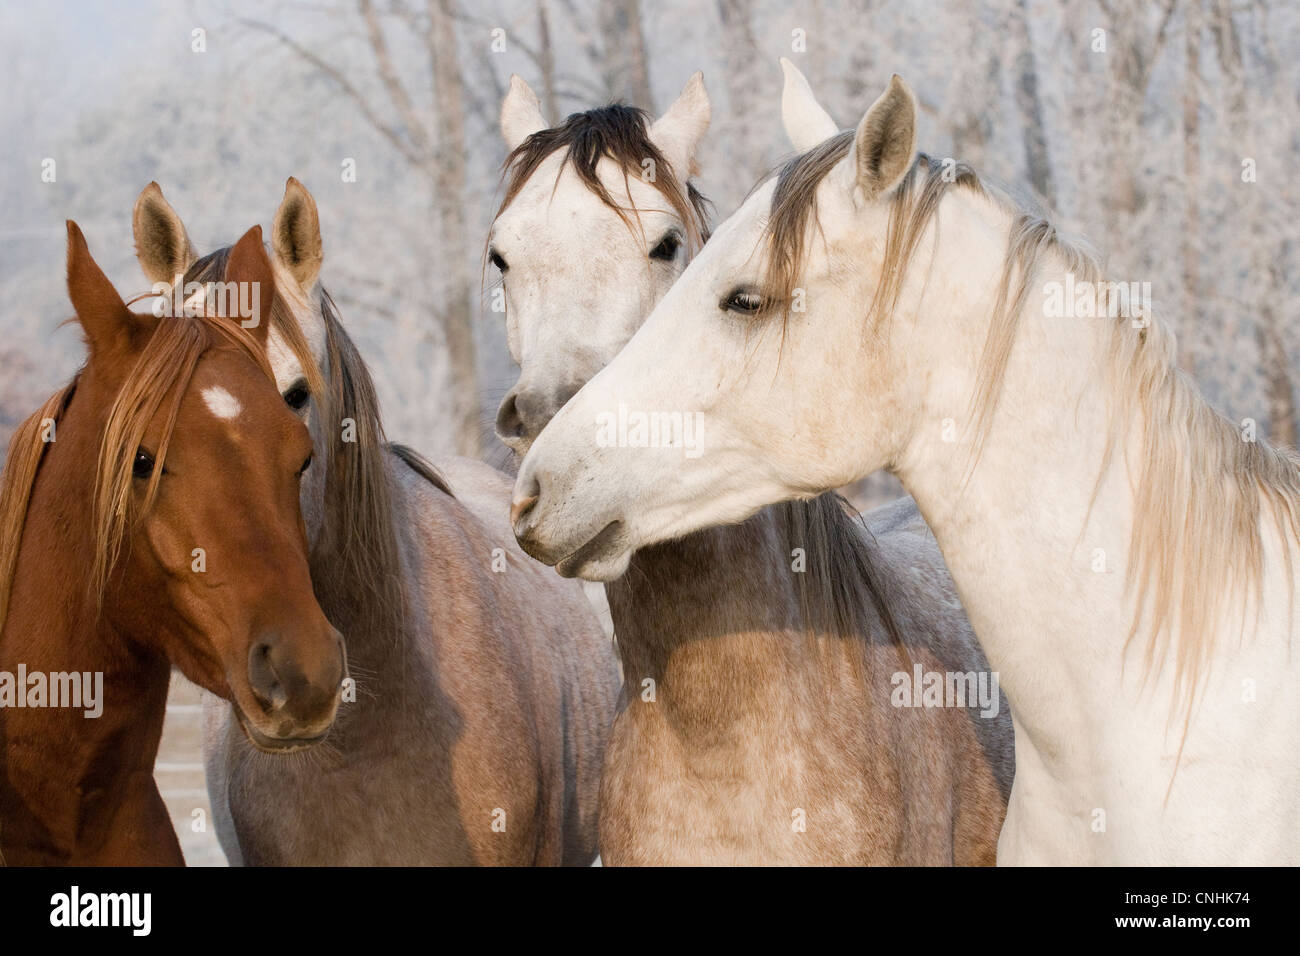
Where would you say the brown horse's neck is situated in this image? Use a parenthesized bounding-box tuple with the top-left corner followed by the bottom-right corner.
(0, 396, 178, 864)
(607, 510, 827, 737)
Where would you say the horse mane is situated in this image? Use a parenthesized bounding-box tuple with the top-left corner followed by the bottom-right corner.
(492, 103, 713, 253)
(765, 135, 1300, 713)
(775, 494, 906, 669)
(388, 442, 453, 497)
(0, 383, 76, 634)
(0, 309, 272, 634)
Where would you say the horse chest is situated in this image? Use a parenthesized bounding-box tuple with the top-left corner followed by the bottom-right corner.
(228, 730, 474, 865)
(599, 700, 903, 865)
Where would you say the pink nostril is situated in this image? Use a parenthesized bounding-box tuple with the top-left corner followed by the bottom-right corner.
(510, 494, 539, 528)
(511, 471, 542, 528)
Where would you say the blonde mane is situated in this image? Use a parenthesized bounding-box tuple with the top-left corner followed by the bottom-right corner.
(0, 384, 76, 632)
(766, 140, 1300, 713)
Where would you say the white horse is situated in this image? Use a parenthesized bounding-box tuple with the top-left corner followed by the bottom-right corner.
(511, 60, 1300, 865)
(492, 74, 1012, 864)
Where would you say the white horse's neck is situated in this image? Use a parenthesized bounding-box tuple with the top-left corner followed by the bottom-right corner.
(891, 189, 1300, 863)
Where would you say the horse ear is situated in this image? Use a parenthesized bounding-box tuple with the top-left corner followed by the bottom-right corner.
(780, 58, 838, 152)
(844, 75, 917, 201)
(67, 221, 138, 358)
(649, 71, 711, 178)
(133, 182, 197, 287)
(223, 225, 274, 348)
(272, 177, 323, 289)
(501, 75, 546, 150)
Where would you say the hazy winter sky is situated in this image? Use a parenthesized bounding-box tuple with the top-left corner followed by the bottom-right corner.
(3, 0, 1297, 458)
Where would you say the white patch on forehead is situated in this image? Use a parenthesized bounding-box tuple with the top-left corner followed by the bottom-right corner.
(202, 385, 243, 420)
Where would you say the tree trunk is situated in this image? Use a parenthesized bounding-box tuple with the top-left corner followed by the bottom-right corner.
(1213, 0, 1296, 445)
(716, 0, 767, 186)
(1104, 5, 1144, 267)
(1011, 0, 1053, 204)
(428, 0, 481, 456)
(598, 0, 653, 109)
(537, 0, 559, 123)
(1181, 0, 1201, 374)
(1256, 267, 1298, 449)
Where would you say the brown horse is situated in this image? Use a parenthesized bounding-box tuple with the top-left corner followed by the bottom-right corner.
(0, 223, 345, 865)
(133, 181, 620, 865)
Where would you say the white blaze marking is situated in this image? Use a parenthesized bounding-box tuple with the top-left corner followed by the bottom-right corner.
(202, 386, 242, 420)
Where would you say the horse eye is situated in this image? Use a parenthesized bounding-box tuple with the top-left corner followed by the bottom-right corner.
(489, 249, 508, 273)
(650, 232, 681, 261)
(298, 454, 313, 476)
(722, 289, 765, 315)
(133, 448, 156, 480)
(283, 381, 311, 411)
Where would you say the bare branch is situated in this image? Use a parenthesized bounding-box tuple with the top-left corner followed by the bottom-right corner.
(1144, 0, 1180, 81)
(358, 0, 431, 155)
(238, 16, 428, 171)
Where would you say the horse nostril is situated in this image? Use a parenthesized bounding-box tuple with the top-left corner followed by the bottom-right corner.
(331, 629, 349, 685)
(501, 388, 565, 447)
(510, 493, 539, 529)
(495, 392, 525, 441)
(248, 641, 288, 712)
(510, 473, 542, 529)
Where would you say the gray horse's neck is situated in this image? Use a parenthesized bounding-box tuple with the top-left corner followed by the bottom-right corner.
(306, 460, 423, 744)
(606, 509, 823, 732)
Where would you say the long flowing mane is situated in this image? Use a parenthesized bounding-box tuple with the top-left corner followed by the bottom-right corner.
(493, 104, 713, 252)
(764, 136, 1300, 711)
(493, 107, 906, 663)
(183, 247, 451, 640)
(0, 311, 273, 634)
(0, 384, 76, 631)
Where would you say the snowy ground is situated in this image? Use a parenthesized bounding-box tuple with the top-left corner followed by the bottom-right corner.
(156, 676, 226, 867)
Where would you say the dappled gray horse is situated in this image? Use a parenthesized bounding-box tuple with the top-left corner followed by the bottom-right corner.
(134, 180, 619, 865)
(490, 72, 1013, 864)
